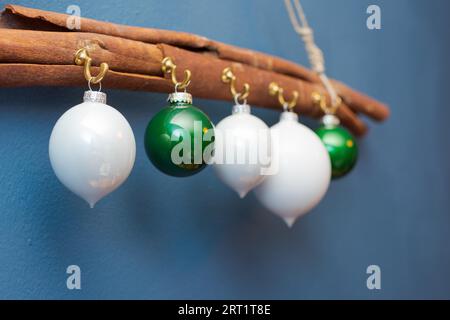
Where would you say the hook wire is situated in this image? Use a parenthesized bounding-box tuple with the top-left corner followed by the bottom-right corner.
(74, 48, 108, 85)
(221, 67, 250, 104)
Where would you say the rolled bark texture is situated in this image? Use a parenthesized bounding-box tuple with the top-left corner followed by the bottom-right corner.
(0, 4, 390, 136)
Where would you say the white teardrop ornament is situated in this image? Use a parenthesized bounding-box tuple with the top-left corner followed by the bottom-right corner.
(254, 111, 331, 227)
(213, 104, 271, 198)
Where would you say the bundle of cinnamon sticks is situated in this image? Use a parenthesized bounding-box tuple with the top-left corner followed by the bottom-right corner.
(0, 4, 389, 136)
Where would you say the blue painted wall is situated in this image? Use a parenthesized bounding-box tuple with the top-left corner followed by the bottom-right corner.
(1, 0, 450, 299)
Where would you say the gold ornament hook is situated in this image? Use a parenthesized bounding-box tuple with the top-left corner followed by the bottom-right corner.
(311, 91, 342, 115)
(161, 57, 192, 90)
(268, 82, 299, 110)
(74, 48, 109, 85)
(221, 67, 250, 103)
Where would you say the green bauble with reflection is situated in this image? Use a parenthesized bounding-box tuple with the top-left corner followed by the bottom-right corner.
(144, 92, 214, 177)
(315, 115, 358, 179)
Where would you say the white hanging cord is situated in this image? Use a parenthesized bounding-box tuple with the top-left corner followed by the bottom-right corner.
(284, 0, 339, 107)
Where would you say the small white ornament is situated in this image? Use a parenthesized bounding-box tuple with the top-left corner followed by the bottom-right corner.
(213, 104, 271, 198)
(254, 111, 331, 227)
(49, 91, 136, 208)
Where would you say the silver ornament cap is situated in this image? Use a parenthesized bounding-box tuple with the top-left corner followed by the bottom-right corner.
(168, 92, 192, 104)
(83, 91, 107, 104)
(280, 111, 299, 122)
(232, 103, 251, 114)
(321, 114, 340, 127)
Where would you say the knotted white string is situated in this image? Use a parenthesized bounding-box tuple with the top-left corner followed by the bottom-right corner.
(284, 0, 339, 107)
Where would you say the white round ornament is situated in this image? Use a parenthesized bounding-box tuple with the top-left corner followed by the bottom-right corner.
(49, 91, 136, 208)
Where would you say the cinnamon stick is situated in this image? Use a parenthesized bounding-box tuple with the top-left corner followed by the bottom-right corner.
(0, 4, 390, 136)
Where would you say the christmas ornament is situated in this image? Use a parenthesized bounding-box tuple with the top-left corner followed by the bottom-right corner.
(49, 48, 136, 207)
(144, 57, 214, 177)
(312, 92, 358, 178)
(254, 83, 331, 227)
(213, 68, 271, 198)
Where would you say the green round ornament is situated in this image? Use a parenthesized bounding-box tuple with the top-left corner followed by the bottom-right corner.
(315, 115, 358, 179)
(144, 92, 214, 177)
